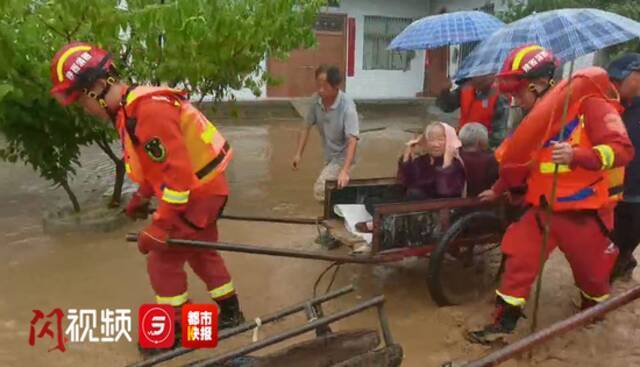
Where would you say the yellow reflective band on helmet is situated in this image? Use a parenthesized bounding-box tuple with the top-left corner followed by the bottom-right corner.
(200, 123, 218, 144)
(156, 292, 188, 306)
(209, 282, 235, 300)
(161, 187, 190, 204)
(57, 45, 92, 82)
(581, 290, 609, 303)
(512, 45, 544, 71)
(594, 144, 615, 170)
(496, 290, 526, 307)
(539, 162, 571, 174)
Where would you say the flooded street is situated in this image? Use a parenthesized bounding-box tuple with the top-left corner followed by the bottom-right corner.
(2, 116, 640, 366)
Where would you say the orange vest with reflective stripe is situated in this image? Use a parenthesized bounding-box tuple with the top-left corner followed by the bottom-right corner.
(525, 116, 623, 211)
(459, 85, 499, 132)
(117, 86, 233, 188)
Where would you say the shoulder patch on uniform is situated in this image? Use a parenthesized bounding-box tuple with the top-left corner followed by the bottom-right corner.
(144, 138, 166, 162)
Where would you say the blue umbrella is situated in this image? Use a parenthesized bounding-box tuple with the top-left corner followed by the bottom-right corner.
(388, 11, 505, 51)
(455, 8, 640, 80)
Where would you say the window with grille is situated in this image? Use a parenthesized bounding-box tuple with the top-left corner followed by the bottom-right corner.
(363, 16, 414, 71)
(456, 3, 494, 64)
(475, 3, 495, 14)
(315, 13, 345, 32)
(458, 41, 479, 64)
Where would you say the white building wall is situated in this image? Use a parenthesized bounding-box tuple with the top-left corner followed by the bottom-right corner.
(328, 0, 431, 99)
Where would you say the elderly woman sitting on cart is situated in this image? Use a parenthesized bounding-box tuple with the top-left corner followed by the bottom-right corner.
(355, 121, 467, 233)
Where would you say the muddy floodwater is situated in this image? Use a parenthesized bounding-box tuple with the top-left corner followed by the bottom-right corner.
(2, 117, 640, 367)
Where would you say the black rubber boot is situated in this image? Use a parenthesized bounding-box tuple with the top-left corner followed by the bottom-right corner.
(218, 294, 245, 330)
(580, 294, 598, 311)
(579, 293, 606, 323)
(466, 298, 523, 345)
(610, 255, 637, 283)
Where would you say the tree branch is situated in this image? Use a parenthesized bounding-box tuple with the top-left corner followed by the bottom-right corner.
(35, 15, 67, 39)
(18, 71, 47, 90)
(196, 81, 212, 106)
(68, 8, 88, 38)
(197, 91, 207, 106)
(96, 137, 120, 163)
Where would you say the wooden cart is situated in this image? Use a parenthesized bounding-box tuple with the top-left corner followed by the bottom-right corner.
(322, 177, 522, 306)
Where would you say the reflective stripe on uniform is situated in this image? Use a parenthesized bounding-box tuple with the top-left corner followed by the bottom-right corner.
(156, 292, 188, 306)
(161, 187, 190, 204)
(593, 145, 615, 170)
(126, 90, 139, 105)
(557, 187, 595, 203)
(125, 163, 131, 174)
(496, 290, 526, 307)
(581, 290, 609, 303)
(209, 282, 235, 300)
(200, 124, 218, 144)
(195, 142, 231, 180)
(539, 162, 571, 174)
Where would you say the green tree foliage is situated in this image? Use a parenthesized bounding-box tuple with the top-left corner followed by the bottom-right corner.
(0, 0, 325, 211)
(498, 0, 640, 59)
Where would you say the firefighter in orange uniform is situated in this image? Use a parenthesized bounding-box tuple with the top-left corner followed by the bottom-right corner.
(436, 74, 509, 147)
(470, 45, 634, 344)
(49, 42, 244, 355)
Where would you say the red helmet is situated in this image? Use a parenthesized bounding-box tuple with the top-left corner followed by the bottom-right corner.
(496, 45, 559, 94)
(50, 42, 113, 106)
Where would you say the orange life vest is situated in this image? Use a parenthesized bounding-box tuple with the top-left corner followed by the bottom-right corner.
(459, 85, 499, 132)
(117, 86, 233, 187)
(525, 115, 624, 211)
(500, 67, 620, 166)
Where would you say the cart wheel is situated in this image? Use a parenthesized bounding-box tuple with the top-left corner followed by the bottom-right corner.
(427, 211, 505, 306)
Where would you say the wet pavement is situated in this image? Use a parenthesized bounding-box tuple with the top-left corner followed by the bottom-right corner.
(1, 117, 640, 366)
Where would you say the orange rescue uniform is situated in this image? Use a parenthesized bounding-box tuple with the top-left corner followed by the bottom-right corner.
(116, 86, 236, 310)
(495, 96, 634, 306)
(459, 84, 500, 132)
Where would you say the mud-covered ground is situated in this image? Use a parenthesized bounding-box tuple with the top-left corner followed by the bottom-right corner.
(1, 117, 640, 367)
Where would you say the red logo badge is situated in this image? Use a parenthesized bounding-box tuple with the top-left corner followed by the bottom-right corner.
(182, 304, 219, 348)
(138, 305, 175, 348)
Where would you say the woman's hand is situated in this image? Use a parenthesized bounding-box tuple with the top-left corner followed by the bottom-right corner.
(443, 147, 454, 168)
(403, 135, 424, 162)
(478, 189, 499, 202)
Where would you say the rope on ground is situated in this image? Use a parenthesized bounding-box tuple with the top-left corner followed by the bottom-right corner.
(313, 261, 341, 298)
(312, 220, 344, 297)
(326, 263, 342, 294)
(252, 317, 262, 342)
